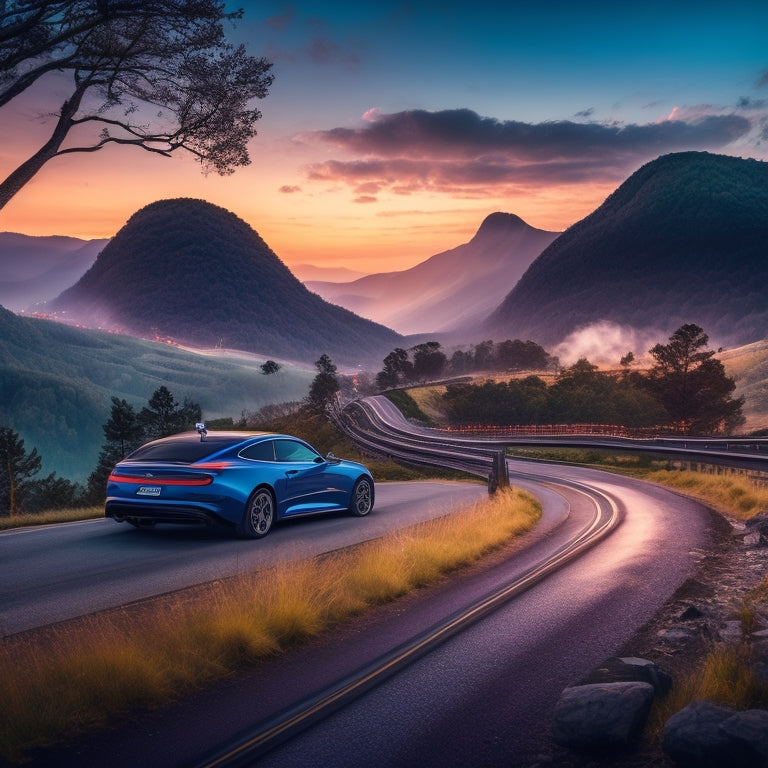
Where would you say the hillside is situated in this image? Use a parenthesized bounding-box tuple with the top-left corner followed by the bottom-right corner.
(49, 199, 403, 366)
(306, 213, 559, 335)
(484, 152, 768, 349)
(0, 233, 108, 311)
(0, 305, 314, 481)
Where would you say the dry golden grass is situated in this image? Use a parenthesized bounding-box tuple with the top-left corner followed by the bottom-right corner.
(0, 506, 103, 530)
(0, 487, 540, 763)
(643, 469, 768, 521)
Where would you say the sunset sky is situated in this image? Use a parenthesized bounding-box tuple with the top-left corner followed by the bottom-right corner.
(1, 0, 767, 273)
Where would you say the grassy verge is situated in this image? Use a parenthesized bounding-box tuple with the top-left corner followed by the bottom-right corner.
(0, 506, 103, 531)
(0, 487, 540, 763)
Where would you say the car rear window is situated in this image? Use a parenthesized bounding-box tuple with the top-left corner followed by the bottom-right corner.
(126, 436, 244, 463)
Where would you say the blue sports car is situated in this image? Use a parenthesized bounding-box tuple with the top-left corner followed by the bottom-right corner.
(105, 426, 375, 538)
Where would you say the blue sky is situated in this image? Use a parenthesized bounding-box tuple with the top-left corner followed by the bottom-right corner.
(2, 0, 766, 271)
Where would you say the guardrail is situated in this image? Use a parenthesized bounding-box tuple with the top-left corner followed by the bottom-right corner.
(332, 399, 509, 493)
(334, 397, 768, 485)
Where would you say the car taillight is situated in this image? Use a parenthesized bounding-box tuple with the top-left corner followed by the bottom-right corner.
(108, 473, 214, 486)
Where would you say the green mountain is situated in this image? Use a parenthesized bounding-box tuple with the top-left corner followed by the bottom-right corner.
(50, 198, 402, 366)
(0, 305, 314, 481)
(484, 152, 768, 348)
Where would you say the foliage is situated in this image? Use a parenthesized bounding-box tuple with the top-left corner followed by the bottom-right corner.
(646, 324, 745, 434)
(0, 0, 274, 208)
(383, 390, 433, 424)
(306, 354, 340, 415)
(260, 360, 281, 375)
(0, 427, 42, 515)
(376, 339, 555, 390)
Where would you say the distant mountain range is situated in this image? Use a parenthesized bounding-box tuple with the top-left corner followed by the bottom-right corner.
(0, 233, 108, 311)
(306, 212, 559, 335)
(484, 152, 768, 349)
(48, 198, 403, 367)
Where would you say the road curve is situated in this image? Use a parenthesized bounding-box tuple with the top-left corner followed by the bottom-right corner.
(0, 481, 486, 637)
(26, 459, 717, 768)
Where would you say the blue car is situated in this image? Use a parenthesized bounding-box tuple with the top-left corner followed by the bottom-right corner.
(105, 427, 375, 538)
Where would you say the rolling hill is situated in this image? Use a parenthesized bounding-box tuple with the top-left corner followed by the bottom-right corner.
(0, 233, 108, 311)
(306, 212, 559, 335)
(49, 198, 403, 366)
(0, 304, 315, 480)
(484, 152, 768, 349)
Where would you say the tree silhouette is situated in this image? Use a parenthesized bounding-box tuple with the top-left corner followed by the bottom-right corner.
(0, 0, 273, 209)
(646, 324, 745, 434)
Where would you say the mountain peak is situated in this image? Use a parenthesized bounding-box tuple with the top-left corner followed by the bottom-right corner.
(50, 198, 401, 365)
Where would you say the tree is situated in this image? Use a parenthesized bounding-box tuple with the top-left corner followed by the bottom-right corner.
(307, 354, 340, 414)
(86, 397, 143, 502)
(260, 360, 281, 375)
(0, 427, 42, 515)
(411, 341, 447, 382)
(646, 324, 745, 434)
(139, 386, 201, 441)
(0, 0, 273, 209)
(376, 347, 413, 390)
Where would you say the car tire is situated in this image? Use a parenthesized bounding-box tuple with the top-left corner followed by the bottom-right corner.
(238, 487, 275, 539)
(348, 476, 374, 517)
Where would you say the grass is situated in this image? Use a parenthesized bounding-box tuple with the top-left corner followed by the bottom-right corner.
(0, 487, 540, 763)
(0, 506, 103, 530)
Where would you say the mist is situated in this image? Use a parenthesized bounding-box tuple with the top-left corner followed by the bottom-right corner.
(552, 321, 662, 368)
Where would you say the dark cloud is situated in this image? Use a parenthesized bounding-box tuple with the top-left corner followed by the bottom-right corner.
(309, 108, 750, 161)
(301, 108, 753, 196)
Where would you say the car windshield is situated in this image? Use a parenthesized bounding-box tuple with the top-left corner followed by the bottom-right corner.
(125, 436, 245, 463)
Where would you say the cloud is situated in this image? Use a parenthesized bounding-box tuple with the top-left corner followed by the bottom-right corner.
(298, 108, 755, 196)
(279, 185, 301, 193)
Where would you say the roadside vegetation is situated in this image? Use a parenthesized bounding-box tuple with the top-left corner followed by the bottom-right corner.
(0, 487, 540, 763)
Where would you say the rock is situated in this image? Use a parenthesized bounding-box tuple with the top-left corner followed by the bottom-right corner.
(552, 681, 655, 751)
(743, 512, 768, 547)
(720, 709, 768, 766)
(580, 656, 672, 696)
(662, 700, 738, 767)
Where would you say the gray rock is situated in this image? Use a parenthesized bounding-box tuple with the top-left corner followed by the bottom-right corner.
(580, 656, 672, 696)
(662, 700, 736, 767)
(552, 681, 655, 751)
(720, 709, 768, 766)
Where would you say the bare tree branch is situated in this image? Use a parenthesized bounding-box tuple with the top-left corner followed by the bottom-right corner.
(0, 0, 272, 209)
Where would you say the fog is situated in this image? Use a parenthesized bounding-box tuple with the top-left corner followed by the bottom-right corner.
(552, 321, 662, 368)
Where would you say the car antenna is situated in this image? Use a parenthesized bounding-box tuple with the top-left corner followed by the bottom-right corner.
(195, 422, 208, 441)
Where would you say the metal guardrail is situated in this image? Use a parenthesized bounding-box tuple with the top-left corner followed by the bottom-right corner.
(332, 400, 509, 493)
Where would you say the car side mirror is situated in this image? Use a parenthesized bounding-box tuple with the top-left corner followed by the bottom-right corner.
(326, 452, 340, 464)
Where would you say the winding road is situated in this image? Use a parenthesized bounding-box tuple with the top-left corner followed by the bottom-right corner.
(20, 450, 718, 768)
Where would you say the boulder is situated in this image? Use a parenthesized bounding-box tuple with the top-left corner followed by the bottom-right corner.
(580, 656, 672, 696)
(662, 700, 751, 767)
(719, 709, 768, 766)
(552, 681, 655, 751)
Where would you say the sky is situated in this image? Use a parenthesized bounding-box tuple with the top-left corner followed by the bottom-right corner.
(1, 0, 767, 274)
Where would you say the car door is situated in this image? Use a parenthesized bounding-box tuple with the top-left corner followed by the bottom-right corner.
(273, 439, 347, 514)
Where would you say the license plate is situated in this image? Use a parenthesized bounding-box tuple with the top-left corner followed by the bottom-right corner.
(137, 486, 162, 497)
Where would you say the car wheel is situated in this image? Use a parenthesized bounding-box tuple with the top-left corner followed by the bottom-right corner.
(238, 487, 275, 539)
(349, 476, 374, 517)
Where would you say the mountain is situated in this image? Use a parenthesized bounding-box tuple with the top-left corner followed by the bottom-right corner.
(305, 213, 559, 335)
(291, 263, 367, 282)
(49, 199, 402, 366)
(0, 233, 108, 311)
(0, 304, 315, 480)
(484, 152, 768, 348)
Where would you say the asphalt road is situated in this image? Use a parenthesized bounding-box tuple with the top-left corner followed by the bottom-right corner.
(23, 460, 718, 768)
(0, 480, 487, 637)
